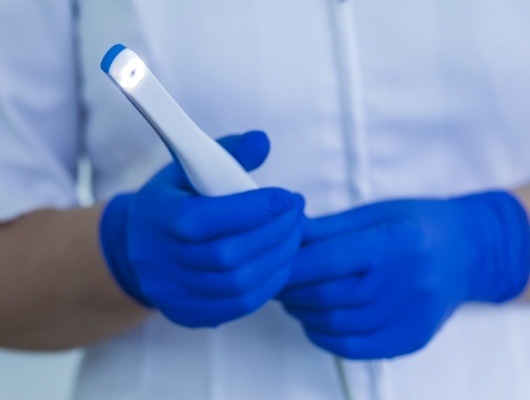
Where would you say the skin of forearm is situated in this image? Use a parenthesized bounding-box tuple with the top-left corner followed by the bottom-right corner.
(512, 185, 530, 302)
(0, 205, 150, 351)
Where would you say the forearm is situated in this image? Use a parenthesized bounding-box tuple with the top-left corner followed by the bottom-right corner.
(0, 205, 150, 351)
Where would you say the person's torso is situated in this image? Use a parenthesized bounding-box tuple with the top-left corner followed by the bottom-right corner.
(74, 1, 530, 399)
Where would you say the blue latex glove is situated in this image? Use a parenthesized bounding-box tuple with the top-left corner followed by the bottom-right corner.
(279, 191, 530, 359)
(100, 131, 305, 328)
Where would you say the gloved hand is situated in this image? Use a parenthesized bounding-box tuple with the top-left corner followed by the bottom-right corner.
(100, 131, 305, 328)
(279, 191, 530, 359)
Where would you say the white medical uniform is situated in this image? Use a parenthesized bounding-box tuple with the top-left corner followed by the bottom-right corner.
(1, 0, 530, 399)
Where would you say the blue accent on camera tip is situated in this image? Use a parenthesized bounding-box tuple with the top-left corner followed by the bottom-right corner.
(101, 44, 127, 73)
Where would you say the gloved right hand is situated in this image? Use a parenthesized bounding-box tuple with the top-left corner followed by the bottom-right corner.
(279, 191, 530, 359)
(99, 131, 305, 328)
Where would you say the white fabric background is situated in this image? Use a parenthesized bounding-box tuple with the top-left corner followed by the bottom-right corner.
(0, 350, 81, 400)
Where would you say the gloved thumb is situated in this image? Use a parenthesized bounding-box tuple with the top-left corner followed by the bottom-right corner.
(146, 130, 270, 190)
(217, 130, 270, 172)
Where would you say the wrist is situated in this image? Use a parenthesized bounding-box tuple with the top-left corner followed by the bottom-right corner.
(99, 194, 151, 307)
(455, 191, 530, 303)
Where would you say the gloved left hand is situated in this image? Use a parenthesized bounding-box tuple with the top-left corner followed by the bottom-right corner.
(278, 191, 530, 359)
(100, 131, 306, 328)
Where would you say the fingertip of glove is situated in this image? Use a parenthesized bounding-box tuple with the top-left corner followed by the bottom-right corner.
(266, 189, 305, 216)
(243, 129, 269, 144)
(293, 193, 306, 210)
(236, 130, 270, 171)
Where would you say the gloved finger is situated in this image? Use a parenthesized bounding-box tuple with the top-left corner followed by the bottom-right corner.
(283, 282, 410, 335)
(138, 130, 270, 192)
(161, 188, 304, 242)
(152, 266, 290, 328)
(146, 162, 192, 190)
(170, 225, 303, 297)
(278, 272, 382, 309)
(303, 200, 406, 244)
(216, 130, 270, 172)
(305, 317, 431, 360)
(166, 199, 304, 270)
(287, 307, 384, 336)
(287, 223, 403, 286)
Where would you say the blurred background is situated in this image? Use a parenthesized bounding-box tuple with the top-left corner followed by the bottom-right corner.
(0, 349, 81, 399)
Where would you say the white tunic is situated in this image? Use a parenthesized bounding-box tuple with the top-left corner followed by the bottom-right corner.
(1, 0, 530, 399)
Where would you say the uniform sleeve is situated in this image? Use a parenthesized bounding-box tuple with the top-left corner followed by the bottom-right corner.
(0, 0, 81, 221)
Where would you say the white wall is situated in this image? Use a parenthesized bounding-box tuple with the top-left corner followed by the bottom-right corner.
(0, 345, 82, 399)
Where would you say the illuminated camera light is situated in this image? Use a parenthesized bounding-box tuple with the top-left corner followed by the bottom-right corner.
(104, 46, 148, 91)
(117, 58, 147, 90)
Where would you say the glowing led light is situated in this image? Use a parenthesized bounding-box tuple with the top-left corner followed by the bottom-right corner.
(117, 57, 147, 90)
